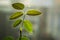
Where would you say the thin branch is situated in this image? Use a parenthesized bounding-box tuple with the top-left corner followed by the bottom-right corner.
(20, 14, 26, 40)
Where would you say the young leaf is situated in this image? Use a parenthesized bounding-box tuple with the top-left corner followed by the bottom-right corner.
(3, 36, 14, 40)
(20, 27, 22, 31)
(27, 10, 42, 16)
(23, 20, 33, 33)
(10, 12, 23, 20)
(12, 3, 24, 10)
(13, 19, 22, 27)
(19, 36, 29, 40)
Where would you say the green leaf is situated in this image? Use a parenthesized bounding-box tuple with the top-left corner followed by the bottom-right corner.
(10, 12, 23, 20)
(3, 36, 13, 40)
(20, 27, 22, 31)
(19, 36, 29, 40)
(27, 10, 42, 16)
(23, 20, 33, 33)
(13, 19, 22, 27)
(12, 3, 24, 10)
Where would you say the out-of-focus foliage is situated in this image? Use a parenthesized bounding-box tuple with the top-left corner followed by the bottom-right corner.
(3, 36, 14, 40)
(19, 36, 29, 40)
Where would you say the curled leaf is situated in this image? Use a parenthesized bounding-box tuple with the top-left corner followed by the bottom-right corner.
(12, 3, 24, 10)
(10, 12, 23, 20)
(27, 10, 42, 16)
(13, 19, 22, 27)
(23, 20, 33, 34)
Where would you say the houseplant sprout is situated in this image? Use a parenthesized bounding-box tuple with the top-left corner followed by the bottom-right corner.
(5, 2, 42, 40)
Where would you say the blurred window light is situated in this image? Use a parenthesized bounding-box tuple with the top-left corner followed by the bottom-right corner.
(20, 0, 32, 7)
(0, 0, 11, 5)
(20, 0, 53, 7)
(31, 0, 53, 7)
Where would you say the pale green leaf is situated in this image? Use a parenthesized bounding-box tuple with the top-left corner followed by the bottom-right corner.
(20, 27, 22, 31)
(23, 20, 33, 33)
(10, 12, 23, 20)
(13, 19, 22, 27)
(27, 10, 42, 16)
(12, 3, 24, 10)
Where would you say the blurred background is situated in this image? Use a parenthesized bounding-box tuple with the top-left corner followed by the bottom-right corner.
(0, 0, 60, 40)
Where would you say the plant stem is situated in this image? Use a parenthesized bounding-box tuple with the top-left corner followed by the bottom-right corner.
(20, 14, 26, 40)
(20, 30, 22, 40)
